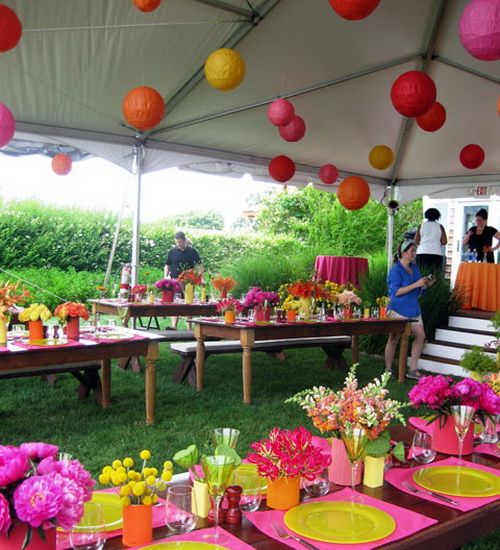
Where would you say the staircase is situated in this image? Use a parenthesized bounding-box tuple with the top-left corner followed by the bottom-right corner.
(417, 311, 497, 377)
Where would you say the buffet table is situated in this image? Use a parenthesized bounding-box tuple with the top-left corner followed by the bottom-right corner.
(315, 256, 369, 287)
(454, 263, 500, 312)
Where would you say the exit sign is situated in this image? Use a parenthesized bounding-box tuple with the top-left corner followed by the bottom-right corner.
(473, 185, 488, 196)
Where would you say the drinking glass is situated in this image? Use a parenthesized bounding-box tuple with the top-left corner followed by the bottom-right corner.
(12, 324, 25, 341)
(451, 405, 475, 462)
(410, 430, 436, 464)
(303, 466, 330, 498)
(211, 428, 240, 449)
(341, 425, 368, 500)
(201, 455, 235, 544)
(69, 501, 105, 550)
(232, 468, 265, 512)
(165, 484, 198, 534)
(480, 414, 499, 444)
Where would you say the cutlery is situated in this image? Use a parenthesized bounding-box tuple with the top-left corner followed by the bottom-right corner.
(272, 522, 321, 550)
(402, 481, 459, 506)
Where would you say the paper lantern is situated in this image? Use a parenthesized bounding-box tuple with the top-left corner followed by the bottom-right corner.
(459, 0, 500, 61)
(459, 144, 485, 169)
(416, 101, 446, 132)
(204, 48, 245, 91)
(267, 99, 294, 127)
(368, 145, 394, 170)
(319, 164, 339, 184)
(268, 155, 296, 183)
(279, 115, 306, 142)
(337, 176, 370, 210)
(390, 71, 437, 117)
(0, 103, 15, 147)
(0, 4, 22, 52)
(122, 86, 165, 131)
(52, 154, 72, 176)
(328, 0, 380, 20)
(133, 0, 161, 12)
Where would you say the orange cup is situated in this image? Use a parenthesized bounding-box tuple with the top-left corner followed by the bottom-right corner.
(28, 320, 44, 342)
(266, 476, 300, 510)
(286, 309, 297, 321)
(122, 505, 152, 547)
(224, 310, 236, 324)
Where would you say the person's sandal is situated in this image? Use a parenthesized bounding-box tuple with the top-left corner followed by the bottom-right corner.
(406, 370, 422, 380)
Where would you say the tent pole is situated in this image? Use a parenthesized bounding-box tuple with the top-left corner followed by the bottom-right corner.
(131, 140, 145, 287)
(387, 208, 394, 275)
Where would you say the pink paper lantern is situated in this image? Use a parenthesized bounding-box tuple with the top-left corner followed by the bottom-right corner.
(318, 164, 339, 184)
(268, 155, 296, 182)
(0, 4, 22, 53)
(390, 71, 437, 118)
(459, 144, 485, 169)
(0, 103, 15, 147)
(416, 101, 446, 132)
(459, 0, 500, 61)
(267, 99, 295, 127)
(279, 115, 306, 142)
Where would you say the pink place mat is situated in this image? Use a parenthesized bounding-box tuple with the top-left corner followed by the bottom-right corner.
(13, 339, 86, 350)
(0, 345, 10, 353)
(135, 527, 254, 549)
(385, 457, 500, 511)
(245, 487, 437, 550)
(471, 443, 500, 458)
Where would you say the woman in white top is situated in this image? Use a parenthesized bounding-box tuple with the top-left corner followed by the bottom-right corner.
(414, 208, 447, 272)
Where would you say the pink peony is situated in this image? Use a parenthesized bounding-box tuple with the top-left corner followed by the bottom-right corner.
(51, 474, 87, 530)
(13, 475, 63, 527)
(37, 458, 95, 500)
(20, 442, 59, 461)
(479, 384, 500, 415)
(0, 494, 11, 533)
(0, 446, 29, 486)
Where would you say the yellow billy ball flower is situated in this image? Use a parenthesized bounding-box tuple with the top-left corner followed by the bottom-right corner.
(140, 450, 151, 460)
(112, 459, 122, 469)
(127, 470, 137, 480)
(102, 466, 113, 474)
(98, 473, 110, 485)
(156, 480, 166, 492)
(127, 480, 136, 489)
(134, 472, 143, 481)
(163, 461, 173, 471)
(116, 466, 126, 474)
(119, 485, 131, 497)
(161, 470, 173, 482)
(132, 482, 146, 497)
(141, 495, 153, 506)
(150, 468, 158, 477)
(123, 457, 134, 468)
(152, 494, 159, 504)
(143, 468, 151, 477)
(117, 471, 128, 483)
(120, 496, 131, 507)
(111, 474, 122, 486)
(146, 475, 156, 486)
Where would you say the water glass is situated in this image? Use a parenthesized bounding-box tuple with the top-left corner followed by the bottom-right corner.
(303, 466, 330, 498)
(232, 469, 265, 512)
(69, 501, 105, 550)
(165, 484, 198, 534)
(410, 430, 436, 464)
(480, 415, 499, 444)
(12, 324, 25, 340)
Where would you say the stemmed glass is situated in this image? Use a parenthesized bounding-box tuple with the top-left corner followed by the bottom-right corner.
(201, 455, 235, 544)
(341, 425, 368, 501)
(451, 405, 475, 462)
(211, 428, 240, 449)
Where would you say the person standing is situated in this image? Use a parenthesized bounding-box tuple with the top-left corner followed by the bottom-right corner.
(463, 208, 499, 263)
(164, 231, 202, 278)
(414, 208, 447, 272)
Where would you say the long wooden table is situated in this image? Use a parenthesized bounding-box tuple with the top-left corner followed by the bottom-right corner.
(0, 330, 162, 424)
(194, 318, 412, 403)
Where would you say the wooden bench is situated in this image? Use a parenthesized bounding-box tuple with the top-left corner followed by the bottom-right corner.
(171, 336, 351, 387)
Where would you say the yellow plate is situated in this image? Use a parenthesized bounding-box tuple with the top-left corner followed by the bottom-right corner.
(96, 332, 130, 340)
(91, 493, 123, 531)
(142, 543, 225, 549)
(284, 501, 396, 544)
(229, 463, 267, 495)
(413, 465, 500, 497)
(29, 338, 69, 346)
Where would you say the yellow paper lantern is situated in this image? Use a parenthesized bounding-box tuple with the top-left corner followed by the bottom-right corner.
(204, 48, 246, 91)
(369, 145, 394, 170)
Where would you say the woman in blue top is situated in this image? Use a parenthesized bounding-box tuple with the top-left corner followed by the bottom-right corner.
(384, 240, 435, 380)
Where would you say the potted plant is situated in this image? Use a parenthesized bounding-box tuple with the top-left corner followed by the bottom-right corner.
(376, 296, 390, 317)
(0, 281, 30, 345)
(18, 304, 52, 342)
(487, 311, 500, 354)
(154, 278, 182, 303)
(54, 302, 89, 340)
(460, 346, 498, 381)
(216, 298, 243, 324)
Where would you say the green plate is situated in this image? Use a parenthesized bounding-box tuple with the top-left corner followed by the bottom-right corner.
(29, 338, 69, 346)
(142, 543, 225, 549)
(284, 501, 396, 544)
(91, 493, 123, 531)
(413, 465, 500, 497)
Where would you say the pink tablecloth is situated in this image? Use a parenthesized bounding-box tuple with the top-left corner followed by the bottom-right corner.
(315, 256, 369, 287)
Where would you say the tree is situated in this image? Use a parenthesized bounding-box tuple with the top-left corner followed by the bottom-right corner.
(172, 210, 224, 230)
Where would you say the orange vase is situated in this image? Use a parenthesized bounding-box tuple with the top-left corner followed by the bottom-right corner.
(122, 505, 152, 547)
(379, 306, 387, 318)
(266, 476, 300, 510)
(224, 310, 236, 324)
(28, 320, 44, 342)
(343, 307, 352, 320)
(286, 309, 297, 321)
(66, 316, 80, 340)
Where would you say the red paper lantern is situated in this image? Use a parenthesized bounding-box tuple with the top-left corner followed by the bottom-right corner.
(459, 144, 485, 169)
(416, 101, 446, 132)
(459, 0, 500, 61)
(267, 99, 294, 127)
(390, 71, 437, 117)
(268, 155, 296, 183)
(52, 154, 72, 176)
(279, 115, 306, 142)
(123, 86, 165, 131)
(0, 4, 22, 52)
(337, 176, 370, 210)
(133, 0, 161, 12)
(318, 164, 339, 184)
(0, 103, 15, 147)
(328, 0, 380, 20)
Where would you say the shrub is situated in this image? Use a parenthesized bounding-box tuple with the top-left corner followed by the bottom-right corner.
(460, 346, 498, 374)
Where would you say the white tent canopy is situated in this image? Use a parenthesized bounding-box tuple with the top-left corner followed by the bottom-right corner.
(1, 0, 499, 205)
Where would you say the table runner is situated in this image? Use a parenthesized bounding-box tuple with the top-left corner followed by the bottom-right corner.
(385, 457, 500, 511)
(245, 486, 436, 550)
(0, 345, 9, 353)
(135, 527, 254, 549)
(82, 333, 146, 344)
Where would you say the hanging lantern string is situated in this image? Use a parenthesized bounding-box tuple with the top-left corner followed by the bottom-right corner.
(0, 267, 68, 303)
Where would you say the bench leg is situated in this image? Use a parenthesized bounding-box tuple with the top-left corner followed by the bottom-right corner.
(195, 329, 206, 392)
(172, 356, 195, 384)
(321, 345, 348, 370)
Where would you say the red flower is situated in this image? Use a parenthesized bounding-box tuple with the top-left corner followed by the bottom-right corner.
(54, 302, 89, 321)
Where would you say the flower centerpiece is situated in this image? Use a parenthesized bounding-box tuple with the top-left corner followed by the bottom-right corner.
(154, 278, 183, 303)
(0, 281, 30, 345)
(409, 375, 500, 454)
(244, 287, 279, 322)
(376, 296, 390, 317)
(0, 441, 94, 549)
(54, 302, 89, 340)
(282, 281, 325, 320)
(131, 284, 147, 302)
(178, 269, 203, 304)
(216, 297, 243, 324)
(281, 296, 300, 321)
(19, 304, 52, 342)
(211, 275, 237, 299)
(247, 427, 331, 509)
(337, 289, 362, 319)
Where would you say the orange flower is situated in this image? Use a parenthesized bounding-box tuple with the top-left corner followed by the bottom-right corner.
(54, 302, 90, 321)
(212, 275, 237, 295)
(0, 281, 31, 320)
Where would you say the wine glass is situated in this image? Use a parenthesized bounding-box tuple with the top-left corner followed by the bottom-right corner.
(451, 405, 475, 462)
(165, 484, 198, 534)
(341, 425, 368, 501)
(410, 430, 436, 464)
(201, 455, 235, 544)
(211, 428, 240, 449)
(69, 501, 105, 550)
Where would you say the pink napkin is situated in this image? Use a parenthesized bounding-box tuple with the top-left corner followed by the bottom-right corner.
(13, 339, 85, 350)
(134, 527, 254, 549)
(408, 416, 432, 432)
(470, 443, 500, 458)
(385, 457, 500, 511)
(245, 487, 437, 550)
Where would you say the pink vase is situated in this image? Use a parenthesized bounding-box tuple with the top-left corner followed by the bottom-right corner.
(162, 290, 174, 303)
(0, 524, 56, 550)
(430, 415, 474, 455)
(254, 307, 271, 322)
(328, 437, 362, 486)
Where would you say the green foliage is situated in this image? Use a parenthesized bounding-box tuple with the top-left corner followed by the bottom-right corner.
(171, 210, 224, 230)
(460, 346, 498, 374)
(366, 430, 391, 457)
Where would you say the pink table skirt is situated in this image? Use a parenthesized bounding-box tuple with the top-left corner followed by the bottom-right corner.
(315, 256, 369, 287)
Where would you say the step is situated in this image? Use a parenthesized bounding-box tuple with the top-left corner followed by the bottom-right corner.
(417, 358, 468, 378)
(448, 316, 495, 333)
(434, 328, 494, 347)
(423, 342, 496, 361)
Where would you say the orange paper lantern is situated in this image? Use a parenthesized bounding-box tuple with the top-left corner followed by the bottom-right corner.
(52, 154, 72, 176)
(319, 164, 339, 184)
(0, 4, 22, 52)
(459, 144, 485, 169)
(390, 71, 437, 117)
(133, 0, 161, 12)
(329, 0, 380, 20)
(123, 86, 165, 131)
(368, 145, 394, 170)
(416, 101, 446, 132)
(268, 155, 295, 183)
(337, 176, 370, 210)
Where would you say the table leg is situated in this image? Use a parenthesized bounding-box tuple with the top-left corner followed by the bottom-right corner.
(101, 359, 111, 407)
(195, 325, 206, 392)
(241, 330, 255, 405)
(351, 335, 359, 363)
(398, 323, 411, 383)
(145, 341, 159, 425)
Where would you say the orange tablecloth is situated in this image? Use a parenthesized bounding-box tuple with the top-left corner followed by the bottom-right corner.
(314, 256, 368, 287)
(454, 263, 500, 312)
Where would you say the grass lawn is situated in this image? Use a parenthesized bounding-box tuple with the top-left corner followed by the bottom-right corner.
(1, 343, 498, 549)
